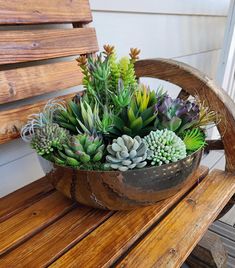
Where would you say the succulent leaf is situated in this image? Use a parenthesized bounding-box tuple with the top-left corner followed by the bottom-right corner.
(106, 135, 150, 171)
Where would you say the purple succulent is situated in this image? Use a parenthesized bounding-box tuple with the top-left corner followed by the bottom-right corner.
(155, 97, 199, 133)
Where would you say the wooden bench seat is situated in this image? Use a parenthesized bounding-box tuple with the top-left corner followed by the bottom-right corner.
(1, 166, 235, 267)
(1, 0, 235, 267)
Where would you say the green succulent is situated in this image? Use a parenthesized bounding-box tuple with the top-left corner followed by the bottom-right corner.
(31, 123, 70, 156)
(144, 129, 186, 166)
(52, 134, 105, 169)
(110, 85, 161, 137)
(182, 128, 206, 152)
(105, 135, 150, 171)
(54, 98, 113, 136)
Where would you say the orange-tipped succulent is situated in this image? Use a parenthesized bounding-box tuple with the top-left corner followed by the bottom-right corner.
(103, 44, 115, 56)
(129, 48, 141, 62)
(76, 55, 87, 66)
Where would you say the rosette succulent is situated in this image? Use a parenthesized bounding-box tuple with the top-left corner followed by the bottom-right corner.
(144, 129, 186, 166)
(155, 96, 200, 134)
(53, 134, 105, 169)
(105, 135, 150, 171)
(31, 123, 70, 156)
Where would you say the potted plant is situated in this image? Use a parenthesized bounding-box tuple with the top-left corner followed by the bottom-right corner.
(21, 45, 217, 210)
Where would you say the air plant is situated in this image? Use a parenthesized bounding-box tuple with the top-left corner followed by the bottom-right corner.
(21, 100, 65, 142)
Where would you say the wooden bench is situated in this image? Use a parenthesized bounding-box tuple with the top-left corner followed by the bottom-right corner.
(0, 1, 235, 267)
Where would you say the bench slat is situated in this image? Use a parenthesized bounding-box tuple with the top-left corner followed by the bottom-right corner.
(0, 61, 82, 104)
(1, 207, 113, 267)
(49, 166, 208, 268)
(0, 176, 53, 222)
(0, 0, 92, 25)
(0, 191, 73, 255)
(116, 170, 235, 268)
(0, 92, 77, 144)
(0, 28, 98, 65)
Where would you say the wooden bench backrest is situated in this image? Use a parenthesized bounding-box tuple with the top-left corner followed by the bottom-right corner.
(0, 0, 98, 144)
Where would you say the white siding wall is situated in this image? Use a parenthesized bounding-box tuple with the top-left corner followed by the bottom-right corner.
(0, 0, 230, 197)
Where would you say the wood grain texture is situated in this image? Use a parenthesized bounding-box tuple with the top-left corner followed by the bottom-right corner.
(0, 0, 92, 25)
(1, 207, 113, 267)
(0, 92, 77, 144)
(135, 59, 235, 172)
(0, 28, 98, 65)
(0, 177, 54, 222)
(0, 61, 82, 104)
(49, 166, 208, 268)
(0, 191, 73, 256)
(116, 170, 235, 268)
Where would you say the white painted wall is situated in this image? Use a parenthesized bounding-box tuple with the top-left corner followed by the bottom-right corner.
(0, 0, 230, 197)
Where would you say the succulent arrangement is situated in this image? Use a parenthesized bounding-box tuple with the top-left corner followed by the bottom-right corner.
(21, 45, 217, 171)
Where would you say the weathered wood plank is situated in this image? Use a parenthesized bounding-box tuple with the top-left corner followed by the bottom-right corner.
(49, 166, 208, 268)
(186, 230, 228, 268)
(0, 61, 82, 104)
(0, 92, 77, 144)
(1, 207, 113, 267)
(0, 28, 98, 65)
(116, 170, 235, 268)
(0, 191, 73, 255)
(0, 176, 54, 222)
(0, 0, 92, 25)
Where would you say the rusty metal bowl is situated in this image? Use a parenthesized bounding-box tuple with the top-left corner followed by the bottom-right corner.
(39, 149, 203, 210)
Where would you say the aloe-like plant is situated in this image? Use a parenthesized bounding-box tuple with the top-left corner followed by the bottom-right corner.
(110, 85, 164, 137)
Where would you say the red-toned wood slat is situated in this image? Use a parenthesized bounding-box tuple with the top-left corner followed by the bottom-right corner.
(0, 92, 78, 144)
(116, 170, 235, 268)
(0, 191, 74, 256)
(0, 28, 98, 65)
(0, 61, 82, 104)
(0, 0, 92, 25)
(1, 207, 113, 267)
(49, 166, 208, 268)
(0, 176, 54, 223)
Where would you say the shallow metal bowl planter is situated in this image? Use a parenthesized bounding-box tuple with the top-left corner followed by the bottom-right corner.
(39, 149, 203, 210)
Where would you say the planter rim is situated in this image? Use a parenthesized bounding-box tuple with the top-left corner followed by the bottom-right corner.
(41, 148, 203, 175)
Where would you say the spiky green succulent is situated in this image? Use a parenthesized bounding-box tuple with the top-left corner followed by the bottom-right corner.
(31, 123, 70, 156)
(182, 128, 206, 152)
(105, 135, 150, 171)
(54, 98, 113, 136)
(144, 129, 186, 166)
(110, 85, 164, 137)
(52, 134, 105, 169)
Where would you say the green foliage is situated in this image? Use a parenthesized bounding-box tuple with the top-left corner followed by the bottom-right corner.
(144, 129, 186, 166)
(110, 85, 161, 137)
(52, 134, 105, 169)
(31, 123, 70, 156)
(105, 135, 149, 171)
(182, 128, 206, 152)
(54, 98, 113, 136)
